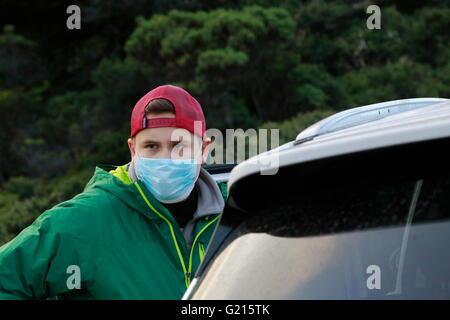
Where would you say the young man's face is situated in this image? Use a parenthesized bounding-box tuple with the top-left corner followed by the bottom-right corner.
(127, 112, 210, 178)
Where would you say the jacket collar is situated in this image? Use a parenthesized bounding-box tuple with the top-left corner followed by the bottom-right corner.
(84, 164, 168, 222)
(126, 161, 224, 220)
(84, 163, 224, 225)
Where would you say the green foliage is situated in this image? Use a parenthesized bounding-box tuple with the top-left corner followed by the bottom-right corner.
(0, 24, 43, 88)
(36, 90, 100, 146)
(294, 64, 345, 108)
(91, 127, 131, 165)
(126, 6, 299, 125)
(340, 61, 449, 108)
(0, 169, 93, 245)
(2, 176, 35, 199)
(1, 1, 448, 243)
(259, 109, 335, 145)
(0, 88, 44, 181)
(197, 47, 249, 72)
(407, 7, 450, 67)
(92, 57, 149, 126)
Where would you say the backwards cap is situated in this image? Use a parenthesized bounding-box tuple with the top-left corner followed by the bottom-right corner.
(130, 85, 206, 139)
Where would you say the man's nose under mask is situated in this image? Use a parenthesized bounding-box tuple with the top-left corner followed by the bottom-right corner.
(134, 152, 198, 204)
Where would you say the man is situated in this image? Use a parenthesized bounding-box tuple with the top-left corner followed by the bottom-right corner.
(0, 85, 226, 299)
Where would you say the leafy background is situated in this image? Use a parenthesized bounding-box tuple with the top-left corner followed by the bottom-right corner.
(0, 0, 449, 244)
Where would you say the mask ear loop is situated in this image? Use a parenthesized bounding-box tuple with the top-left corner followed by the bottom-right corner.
(135, 145, 142, 159)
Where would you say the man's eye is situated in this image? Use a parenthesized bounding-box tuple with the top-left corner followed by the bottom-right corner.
(147, 144, 157, 149)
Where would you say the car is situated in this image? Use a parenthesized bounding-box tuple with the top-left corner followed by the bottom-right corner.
(202, 163, 236, 183)
(183, 97, 450, 300)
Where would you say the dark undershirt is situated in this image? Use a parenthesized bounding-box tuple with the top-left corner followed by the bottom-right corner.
(163, 186, 198, 229)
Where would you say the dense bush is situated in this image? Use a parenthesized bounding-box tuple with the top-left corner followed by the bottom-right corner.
(0, 0, 448, 245)
(0, 169, 93, 244)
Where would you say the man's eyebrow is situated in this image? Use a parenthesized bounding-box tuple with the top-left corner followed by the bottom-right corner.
(141, 139, 161, 144)
(141, 138, 186, 144)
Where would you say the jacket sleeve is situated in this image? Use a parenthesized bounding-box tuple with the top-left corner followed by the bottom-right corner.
(0, 202, 97, 300)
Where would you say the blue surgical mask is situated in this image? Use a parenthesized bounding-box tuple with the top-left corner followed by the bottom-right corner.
(134, 154, 198, 204)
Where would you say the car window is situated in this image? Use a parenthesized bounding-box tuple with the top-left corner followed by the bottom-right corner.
(192, 141, 450, 299)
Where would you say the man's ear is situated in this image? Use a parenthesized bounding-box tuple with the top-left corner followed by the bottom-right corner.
(128, 137, 136, 159)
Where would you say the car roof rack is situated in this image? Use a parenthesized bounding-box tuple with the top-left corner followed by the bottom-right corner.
(294, 98, 448, 145)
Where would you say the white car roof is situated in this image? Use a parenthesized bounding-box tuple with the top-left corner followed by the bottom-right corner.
(228, 98, 450, 189)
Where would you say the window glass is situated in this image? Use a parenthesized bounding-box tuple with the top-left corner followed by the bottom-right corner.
(193, 161, 450, 299)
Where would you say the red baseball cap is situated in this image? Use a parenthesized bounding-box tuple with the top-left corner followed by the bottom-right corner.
(130, 85, 206, 139)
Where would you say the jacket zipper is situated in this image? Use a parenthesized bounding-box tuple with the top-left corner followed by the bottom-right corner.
(135, 182, 220, 289)
(135, 183, 190, 288)
(199, 242, 205, 261)
(186, 215, 221, 287)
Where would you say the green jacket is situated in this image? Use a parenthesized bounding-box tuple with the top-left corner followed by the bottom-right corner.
(0, 164, 226, 299)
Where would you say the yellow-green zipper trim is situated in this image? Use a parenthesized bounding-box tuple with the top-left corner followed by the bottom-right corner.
(199, 242, 205, 261)
(187, 214, 221, 287)
(134, 182, 190, 288)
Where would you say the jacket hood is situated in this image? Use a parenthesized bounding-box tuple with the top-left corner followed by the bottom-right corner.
(83, 164, 164, 222)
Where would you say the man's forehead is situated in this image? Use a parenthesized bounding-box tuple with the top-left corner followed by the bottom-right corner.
(135, 127, 198, 143)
